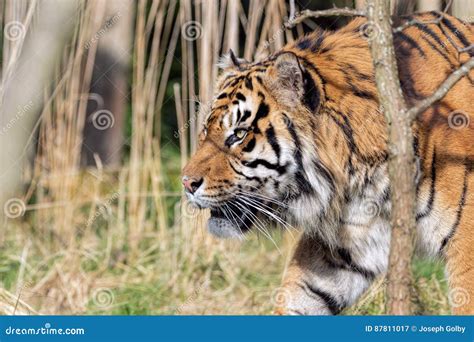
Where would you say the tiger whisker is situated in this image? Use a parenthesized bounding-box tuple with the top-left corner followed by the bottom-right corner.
(235, 194, 291, 227)
(231, 199, 280, 251)
(241, 184, 298, 209)
(222, 202, 246, 239)
(235, 196, 297, 235)
(235, 188, 290, 208)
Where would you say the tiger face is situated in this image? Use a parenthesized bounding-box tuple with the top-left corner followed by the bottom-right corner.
(182, 51, 319, 238)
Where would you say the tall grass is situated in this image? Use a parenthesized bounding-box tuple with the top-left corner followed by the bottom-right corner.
(0, 0, 449, 315)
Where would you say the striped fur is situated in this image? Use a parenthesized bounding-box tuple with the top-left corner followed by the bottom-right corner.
(182, 12, 474, 315)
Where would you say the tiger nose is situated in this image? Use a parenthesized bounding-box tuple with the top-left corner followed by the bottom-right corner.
(182, 176, 204, 194)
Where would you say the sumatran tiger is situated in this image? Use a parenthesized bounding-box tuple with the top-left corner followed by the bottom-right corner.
(182, 11, 474, 315)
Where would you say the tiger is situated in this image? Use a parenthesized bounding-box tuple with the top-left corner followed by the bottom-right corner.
(182, 11, 474, 315)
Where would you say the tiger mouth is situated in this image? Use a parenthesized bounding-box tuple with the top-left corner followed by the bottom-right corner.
(207, 200, 260, 239)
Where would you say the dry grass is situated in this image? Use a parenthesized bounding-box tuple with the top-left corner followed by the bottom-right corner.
(0, 0, 450, 315)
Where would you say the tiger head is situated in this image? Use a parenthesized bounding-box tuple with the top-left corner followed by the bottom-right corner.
(182, 50, 324, 238)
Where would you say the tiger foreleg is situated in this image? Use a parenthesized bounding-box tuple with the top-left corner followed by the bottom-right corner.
(275, 234, 377, 315)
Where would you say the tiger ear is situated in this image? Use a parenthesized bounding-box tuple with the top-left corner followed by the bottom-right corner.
(266, 52, 304, 103)
(269, 52, 304, 97)
(218, 49, 247, 70)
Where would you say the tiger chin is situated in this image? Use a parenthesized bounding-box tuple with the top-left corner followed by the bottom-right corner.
(182, 12, 474, 315)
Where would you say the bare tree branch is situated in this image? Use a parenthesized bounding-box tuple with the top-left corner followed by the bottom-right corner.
(392, 17, 441, 33)
(392, 1, 452, 33)
(366, 0, 417, 315)
(285, 7, 365, 28)
(407, 57, 474, 121)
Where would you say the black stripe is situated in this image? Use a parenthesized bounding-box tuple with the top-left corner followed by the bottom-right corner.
(396, 45, 424, 101)
(240, 110, 252, 123)
(252, 67, 268, 73)
(212, 104, 228, 112)
(299, 281, 344, 315)
(313, 160, 335, 193)
(228, 161, 262, 183)
(242, 136, 256, 153)
(343, 63, 373, 82)
(222, 76, 244, 89)
(244, 77, 253, 91)
(250, 102, 269, 133)
(296, 56, 327, 101)
(311, 34, 325, 53)
(416, 148, 437, 221)
(235, 92, 246, 102)
(255, 75, 264, 85)
(350, 85, 376, 101)
(441, 17, 471, 53)
(382, 185, 391, 203)
(302, 68, 320, 112)
(328, 109, 357, 154)
(235, 109, 241, 123)
(440, 165, 469, 250)
(296, 37, 312, 50)
(340, 65, 376, 101)
(242, 158, 286, 175)
(327, 106, 387, 169)
(217, 92, 227, 99)
(414, 23, 447, 51)
(284, 114, 313, 194)
(284, 114, 303, 168)
(421, 36, 453, 68)
(338, 248, 377, 280)
(265, 124, 281, 159)
(394, 32, 426, 57)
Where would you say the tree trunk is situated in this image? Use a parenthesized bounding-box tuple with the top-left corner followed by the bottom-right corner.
(366, 0, 418, 315)
(0, 0, 77, 212)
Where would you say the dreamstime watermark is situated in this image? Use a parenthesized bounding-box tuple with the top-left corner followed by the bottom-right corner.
(359, 22, 380, 41)
(361, 197, 381, 219)
(85, 12, 122, 49)
(448, 110, 470, 130)
(91, 109, 115, 130)
(3, 198, 26, 219)
(91, 287, 115, 309)
(181, 21, 202, 41)
(272, 112, 293, 130)
(175, 283, 206, 314)
(4, 323, 85, 336)
(448, 287, 470, 308)
(86, 191, 120, 227)
(271, 287, 292, 308)
(262, 16, 297, 49)
(4, 21, 26, 41)
(174, 114, 199, 139)
(440, 15, 474, 49)
(77, 93, 104, 111)
(0, 100, 34, 136)
(181, 199, 200, 220)
(173, 98, 215, 139)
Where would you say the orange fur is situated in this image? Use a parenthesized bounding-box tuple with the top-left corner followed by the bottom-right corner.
(183, 12, 474, 314)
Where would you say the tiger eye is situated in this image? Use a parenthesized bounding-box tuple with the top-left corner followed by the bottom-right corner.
(235, 129, 247, 139)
